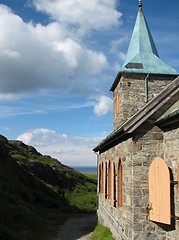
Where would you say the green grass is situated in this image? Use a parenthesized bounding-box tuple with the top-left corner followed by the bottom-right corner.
(91, 223, 115, 240)
(64, 174, 97, 212)
(84, 173, 97, 181)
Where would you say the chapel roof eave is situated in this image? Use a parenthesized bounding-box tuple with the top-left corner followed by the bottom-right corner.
(93, 127, 125, 153)
(94, 76, 179, 153)
(155, 110, 179, 128)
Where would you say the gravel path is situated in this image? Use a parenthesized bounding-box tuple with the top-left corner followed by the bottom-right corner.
(51, 213, 97, 240)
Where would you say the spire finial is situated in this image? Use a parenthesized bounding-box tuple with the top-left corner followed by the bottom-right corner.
(138, 0, 142, 8)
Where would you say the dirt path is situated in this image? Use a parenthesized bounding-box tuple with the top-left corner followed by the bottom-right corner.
(50, 213, 97, 240)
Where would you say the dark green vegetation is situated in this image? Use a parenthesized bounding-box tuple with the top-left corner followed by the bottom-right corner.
(91, 223, 115, 240)
(0, 135, 97, 240)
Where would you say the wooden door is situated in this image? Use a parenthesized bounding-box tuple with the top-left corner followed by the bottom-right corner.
(149, 157, 171, 225)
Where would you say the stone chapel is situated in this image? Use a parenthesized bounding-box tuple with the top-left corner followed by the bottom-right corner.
(93, 1, 179, 239)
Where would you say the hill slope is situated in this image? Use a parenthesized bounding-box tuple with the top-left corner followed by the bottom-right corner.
(0, 135, 97, 240)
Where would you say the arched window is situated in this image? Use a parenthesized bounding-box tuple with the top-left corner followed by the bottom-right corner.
(117, 158, 123, 208)
(101, 161, 104, 194)
(108, 161, 115, 206)
(108, 161, 112, 201)
(115, 92, 120, 116)
(114, 163, 117, 207)
(98, 162, 102, 193)
(98, 161, 108, 197)
(101, 161, 105, 197)
(105, 162, 108, 199)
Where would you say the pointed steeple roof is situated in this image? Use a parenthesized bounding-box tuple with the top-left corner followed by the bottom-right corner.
(120, 0, 177, 75)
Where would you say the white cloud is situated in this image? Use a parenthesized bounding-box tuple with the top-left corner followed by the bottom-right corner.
(17, 128, 103, 166)
(0, 93, 23, 100)
(33, 0, 122, 35)
(17, 128, 68, 146)
(4, 127, 11, 131)
(0, 97, 96, 117)
(110, 37, 127, 66)
(113, 62, 121, 72)
(3, 49, 21, 59)
(54, 38, 107, 74)
(93, 95, 113, 116)
(118, 52, 126, 62)
(110, 36, 128, 54)
(0, 4, 109, 98)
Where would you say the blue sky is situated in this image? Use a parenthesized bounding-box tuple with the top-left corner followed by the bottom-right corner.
(0, 0, 178, 166)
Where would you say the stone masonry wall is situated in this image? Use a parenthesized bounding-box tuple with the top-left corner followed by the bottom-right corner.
(97, 138, 134, 240)
(129, 121, 179, 240)
(113, 74, 175, 130)
(163, 126, 179, 240)
(131, 121, 166, 240)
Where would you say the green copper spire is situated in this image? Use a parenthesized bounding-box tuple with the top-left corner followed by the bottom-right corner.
(120, 1, 177, 75)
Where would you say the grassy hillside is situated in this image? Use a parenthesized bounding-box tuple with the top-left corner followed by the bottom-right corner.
(0, 135, 97, 240)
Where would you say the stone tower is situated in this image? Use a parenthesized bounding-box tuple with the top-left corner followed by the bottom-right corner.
(112, 0, 177, 130)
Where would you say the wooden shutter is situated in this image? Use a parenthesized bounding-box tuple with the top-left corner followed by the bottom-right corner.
(111, 161, 114, 206)
(98, 163, 101, 193)
(114, 164, 117, 207)
(108, 161, 112, 201)
(105, 162, 108, 199)
(101, 161, 106, 196)
(115, 92, 120, 116)
(101, 162, 104, 194)
(117, 159, 123, 208)
(102, 161, 106, 197)
(149, 157, 171, 225)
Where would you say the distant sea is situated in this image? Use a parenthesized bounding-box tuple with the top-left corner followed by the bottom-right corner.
(71, 166, 97, 174)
